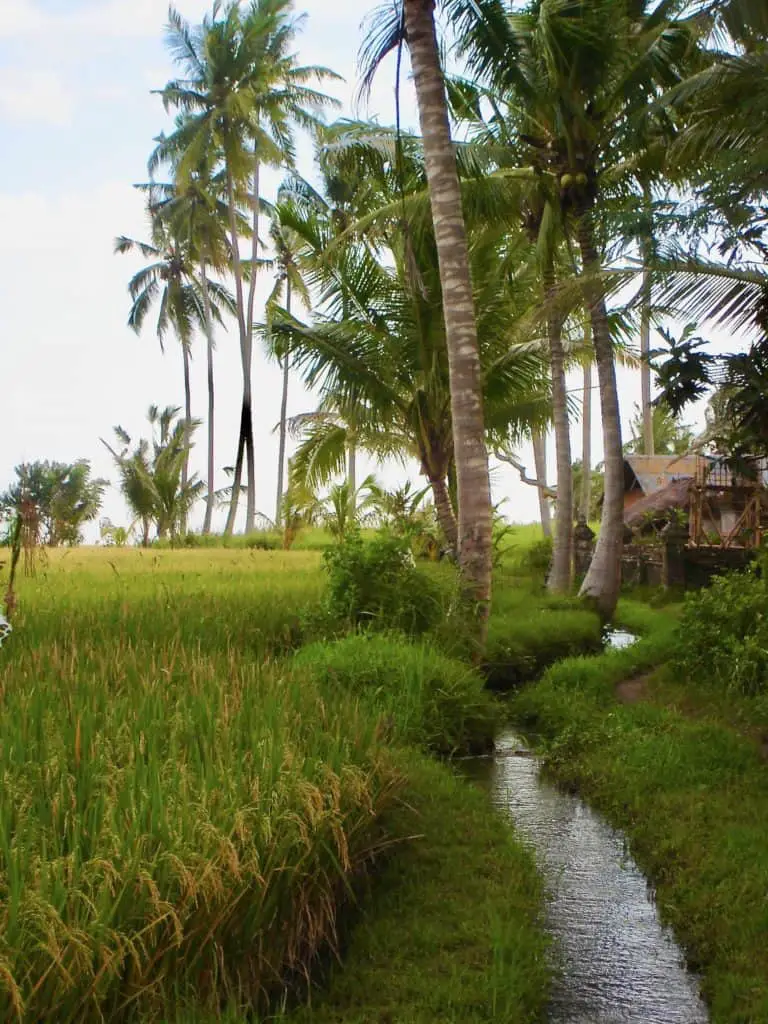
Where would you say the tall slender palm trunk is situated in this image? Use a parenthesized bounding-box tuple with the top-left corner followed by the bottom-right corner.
(223, 163, 258, 535)
(544, 263, 572, 591)
(224, 169, 250, 537)
(531, 432, 552, 538)
(180, 342, 192, 536)
(275, 278, 292, 526)
(429, 474, 458, 551)
(640, 265, 654, 456)
(346, 442, 356, 512)
(404, 0, 493, 630)
(200, 259, 216, 535)
(581, 360, 592, 519)
(576, 206, 624, 619)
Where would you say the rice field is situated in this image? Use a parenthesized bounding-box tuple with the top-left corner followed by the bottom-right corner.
(0, 548, 404, 1021)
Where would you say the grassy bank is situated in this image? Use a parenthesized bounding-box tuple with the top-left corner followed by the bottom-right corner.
(511, 599, 768, 1024)
(0, 547, 551, 1022)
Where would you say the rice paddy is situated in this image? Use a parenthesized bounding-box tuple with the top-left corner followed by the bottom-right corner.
(0, 544, 552, 1022)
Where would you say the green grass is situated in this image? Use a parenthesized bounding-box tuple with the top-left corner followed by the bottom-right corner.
(510, 600, 768, 1024)
(0, 546, 551, 1023)
(290, 633, 502, 756)
(286, 753, 550, 1024)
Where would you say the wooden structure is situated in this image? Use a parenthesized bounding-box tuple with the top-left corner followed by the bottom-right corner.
(688, 456, 768, 549)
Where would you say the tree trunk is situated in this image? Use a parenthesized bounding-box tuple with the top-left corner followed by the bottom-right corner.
(640, 265, 654, 456)
(531, 432, 552, 538)
(543, 261, 572, 591)
(242, 157, 260, 534)
(224, 167, 249, 537)
(641, 186, 654, 457)
(180, 341, 192, 537)
(201, 260, 216, 535)
(429, 474, 458, 550)
(405, 0, 493, 633)
(346, 442, 357, 510)
(581, 359, 592, 520)
(275, 277, 291, 526)
(576, 206, 624, 620)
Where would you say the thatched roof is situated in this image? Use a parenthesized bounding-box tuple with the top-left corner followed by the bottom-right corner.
(624, 476, 693, 529)
(624, 455, 701, 496)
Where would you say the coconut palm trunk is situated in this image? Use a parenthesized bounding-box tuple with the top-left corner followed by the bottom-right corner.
(576, 207, 624, 619)
(346, 443, 357, 512)
(531, 432, 552, 538)
(544, 262, 572, 590)
(223, 169, 250, 537)
(180, 342, 192, 536)
(242, 157, 261, 534)
(640, 264, 654, 456)
(581, 359, 592, 519)
(275, 276, 292, 526)
(200, 259, 216, 535)
(404, 0, 493, 624)
(428, 474, 459, 550)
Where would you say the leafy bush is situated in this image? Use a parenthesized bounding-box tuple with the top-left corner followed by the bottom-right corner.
(291, 633, 502, 755)
(510, 536, 554, 577)
(673, 564, 768, 696)
(322, 530, 446, 635)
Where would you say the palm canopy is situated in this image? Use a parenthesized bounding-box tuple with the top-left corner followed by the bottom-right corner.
(151, 0, 342, 183)
(265, 138, 550, 493)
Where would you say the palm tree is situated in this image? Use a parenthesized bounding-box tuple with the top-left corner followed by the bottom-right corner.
(460, 0, 697, 617)
(154, 1, 340, 536)
(360, 0, 495, 627)
(267, 211, 310, 524)
(141, 175, 239, 533)
(267, 145, 548, 555)
(115, 220, 201, 533)
(103, 405, 204, 545)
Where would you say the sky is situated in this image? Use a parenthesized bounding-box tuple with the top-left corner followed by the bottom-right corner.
(0, 0, 702, 539)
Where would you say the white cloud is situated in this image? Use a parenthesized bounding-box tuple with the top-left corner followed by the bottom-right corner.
(0, 68, 74, 126)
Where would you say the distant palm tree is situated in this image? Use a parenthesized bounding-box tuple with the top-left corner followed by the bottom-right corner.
(102, 405, 204, 545)
(267, 211, 310, 524)
(153, 1, 340, 535)
(140, 176, 237, 533)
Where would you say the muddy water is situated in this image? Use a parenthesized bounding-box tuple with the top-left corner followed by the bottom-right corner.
(474, 629, 709, 1023)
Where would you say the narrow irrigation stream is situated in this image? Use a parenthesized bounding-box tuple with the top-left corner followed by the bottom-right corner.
(470, 629, 709, 1023)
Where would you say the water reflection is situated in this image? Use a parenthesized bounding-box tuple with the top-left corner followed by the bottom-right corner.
(489, 732, 708, 1024)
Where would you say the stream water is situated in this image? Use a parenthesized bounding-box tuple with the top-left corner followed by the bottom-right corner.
(472, 629, 709, 1023)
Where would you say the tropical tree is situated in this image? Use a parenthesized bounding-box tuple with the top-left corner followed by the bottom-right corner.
(322, 474, 380, 540)
(154, 0, 340, 535)
(267, 210, 311, 524)
(360, 0, 496, 627)
(268, 138, 548, 558)
(103, 405, 204, 545)
(623, 402, 695, 456)
(115, 217, 205, 534)
(459, 0, 697, 617)
(140, 175, 238, 533)
(0, 461, 106, 546)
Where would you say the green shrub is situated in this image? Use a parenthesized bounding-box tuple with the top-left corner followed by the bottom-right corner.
(673, 565, 768, 696)
(510, 536, 553, 578)
(291, 633, 502, 756)
(322, 531, 446, 636)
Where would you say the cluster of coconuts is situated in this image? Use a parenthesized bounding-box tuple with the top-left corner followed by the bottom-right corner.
(560, 172, 589, 187)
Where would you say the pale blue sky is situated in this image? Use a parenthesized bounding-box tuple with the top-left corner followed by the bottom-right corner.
(0, 0, 663, 537)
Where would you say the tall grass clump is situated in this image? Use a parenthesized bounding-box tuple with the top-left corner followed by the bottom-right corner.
(290, 634, 501, 756)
